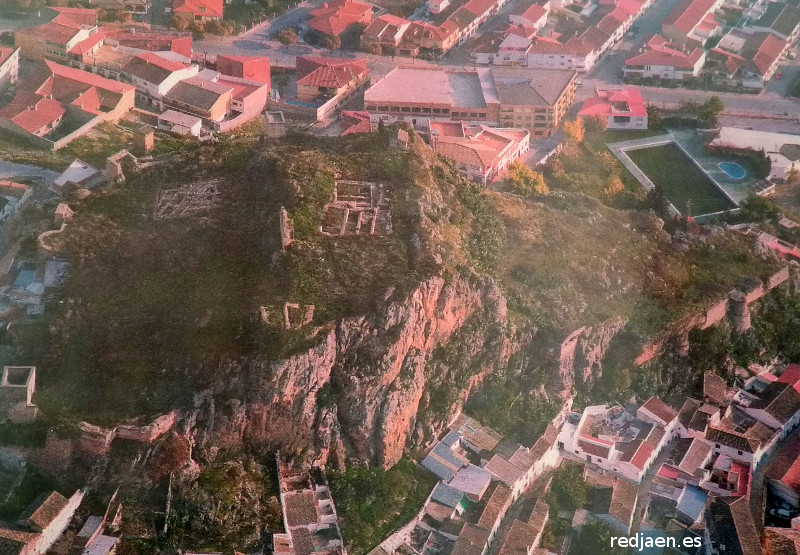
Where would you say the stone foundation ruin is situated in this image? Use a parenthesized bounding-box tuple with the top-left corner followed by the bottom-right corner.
(320, 181, 392, 237)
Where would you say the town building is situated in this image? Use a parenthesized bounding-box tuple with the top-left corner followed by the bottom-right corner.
(428, 121, 530, 184)
(578, 86, 647, 130)
(705, 405, 777, 467)
(53, 160, 105, 194)
(162, 75, 233, 122)
(0, 490, 85, 555)
(745, 0, 800, 43)
(766, 433, 800, 508)
(587, 477, 638, 534)
(704, 497, 762, 555)
(216, 54, 270, 85)
(340, 110, 372, 135)
(624, 35, 706, 80)
(170, 0, 223, 22)
(0, 61, 135, 149)
(361, 14, 412, 55)
(0, 47, 20, 90)
(307, 0, 373, 41)
(15, 7, 99, 61)
(711, 29, 787, 88)
(365, 66, 575, 137)
(272, 460, 345, 555)
(508, 2, 549, 30)
(121, 52, 199, 103)
(272, 56, 369, 122)
(661, 0, 724, 45)
(557, 403, 671, 482)
(158, 109, 203, 136)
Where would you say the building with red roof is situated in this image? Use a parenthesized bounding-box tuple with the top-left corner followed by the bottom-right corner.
(578, 86, 647, 130)
(428, 121, 530, 184)
(360, 14, 412, 54)
(295, 56, 369, 103)
(0, 47, 20, 90)
(339, 111, 372, 135)
(15, 8, 98, 61)
(122, 52, 199, 101)
(509, 2, 549, 30)
(661, 0, 724, 45)
(711, 29, 789, 87)
(107, 28, 193, 58)
(308, 0, 372, 39)
(216, 55, 270, 85)
(171, 0, 223, 23)
(767, 433, 800, 507)
(0, 60, 134, 148)
(624, 36, 706, 80)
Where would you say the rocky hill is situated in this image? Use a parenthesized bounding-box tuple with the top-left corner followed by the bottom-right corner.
(35, 129, 782, 469)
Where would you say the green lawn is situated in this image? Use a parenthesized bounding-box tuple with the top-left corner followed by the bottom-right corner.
(626, 143, 736, 215)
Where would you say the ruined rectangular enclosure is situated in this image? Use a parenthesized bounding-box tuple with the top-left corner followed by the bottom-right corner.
(320, 180, 392, 236)
(155, 179, 222, 219)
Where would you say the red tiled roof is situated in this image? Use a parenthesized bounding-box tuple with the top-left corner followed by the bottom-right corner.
(596, 14, 623, 36)
(579, 86, 646, 118)
(513, 3, 548, 24)
(641, 397, 678, 425)
(216, 55, 270, 84)
(767, 432, 800, 490)
(296, 56, 368, 88)
(173, 0, 223, 18)
(0, 47, 16, 66)
(752, 32, 786, 76)
(578, 439, 611, 459)
(45, 60, 134, 94)
(662, 0, 718, 34)
(625, 47, 702, 69)
(777, 364, 800, 393)
(308, 0, 372, 37)
(340, 110, 371, 135)
(47, 6, 97, 26)
(15, 98, 65, 134)
(464, 0, 497, 17)
(68, 31, 106, 55)
(618, 439, 654, 470)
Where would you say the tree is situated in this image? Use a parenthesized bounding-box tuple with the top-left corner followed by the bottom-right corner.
(362, 42, 381, 55)
(172, 15, 189, 30)
(699, 96, 724, 127)
(646, 186, 671, 218)
(572, 521, 628, 555)
(646, 103, 664, 129)
(546, 464, 589, 511)
(604, 175, 624, 197)
(583, 114, 606, 134)
(688, 325, 733, 375)
(507, 161, 549, 196)
(277, 28, 298, 46)
(595, 151, 618, 175)
(274, 73, 289, 97)
(322, 34, 341, 50)
(563, 118, 585, 143)
(787, 166, 800, 186)
(739, 193, 779, 222)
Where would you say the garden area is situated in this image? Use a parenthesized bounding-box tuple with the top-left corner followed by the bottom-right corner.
(626, 143, 736, 215)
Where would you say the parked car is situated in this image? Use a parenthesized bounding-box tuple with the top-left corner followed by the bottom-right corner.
(776, 72, 784, 79)
(769, 508, 792, 518)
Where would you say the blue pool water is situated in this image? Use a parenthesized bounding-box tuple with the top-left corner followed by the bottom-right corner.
(719, 162, 746, 179)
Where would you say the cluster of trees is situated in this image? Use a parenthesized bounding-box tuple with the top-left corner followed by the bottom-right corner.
(506, 161, 549, 197)
(98, 8, 132, 22)
(674, 96, 725, 127)
(277, 28, 298, 45)
(542, 138, 629, 200)
(172, 16, 234, 35)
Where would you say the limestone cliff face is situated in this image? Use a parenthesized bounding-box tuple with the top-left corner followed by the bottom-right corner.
(182, 274, 514, 468)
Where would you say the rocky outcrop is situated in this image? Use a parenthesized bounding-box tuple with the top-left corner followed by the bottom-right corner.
(182, 274, 515, 469)
(558, 317, 627, 391)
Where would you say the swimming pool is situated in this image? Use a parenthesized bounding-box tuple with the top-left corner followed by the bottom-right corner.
(719, 162, 746, 179)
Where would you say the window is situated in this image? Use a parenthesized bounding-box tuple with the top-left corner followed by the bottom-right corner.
(737, 450, 743, 455)
(715, 443, 720, 449)
(401, 107, 410, 112)
(412, 107, 421, 113)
